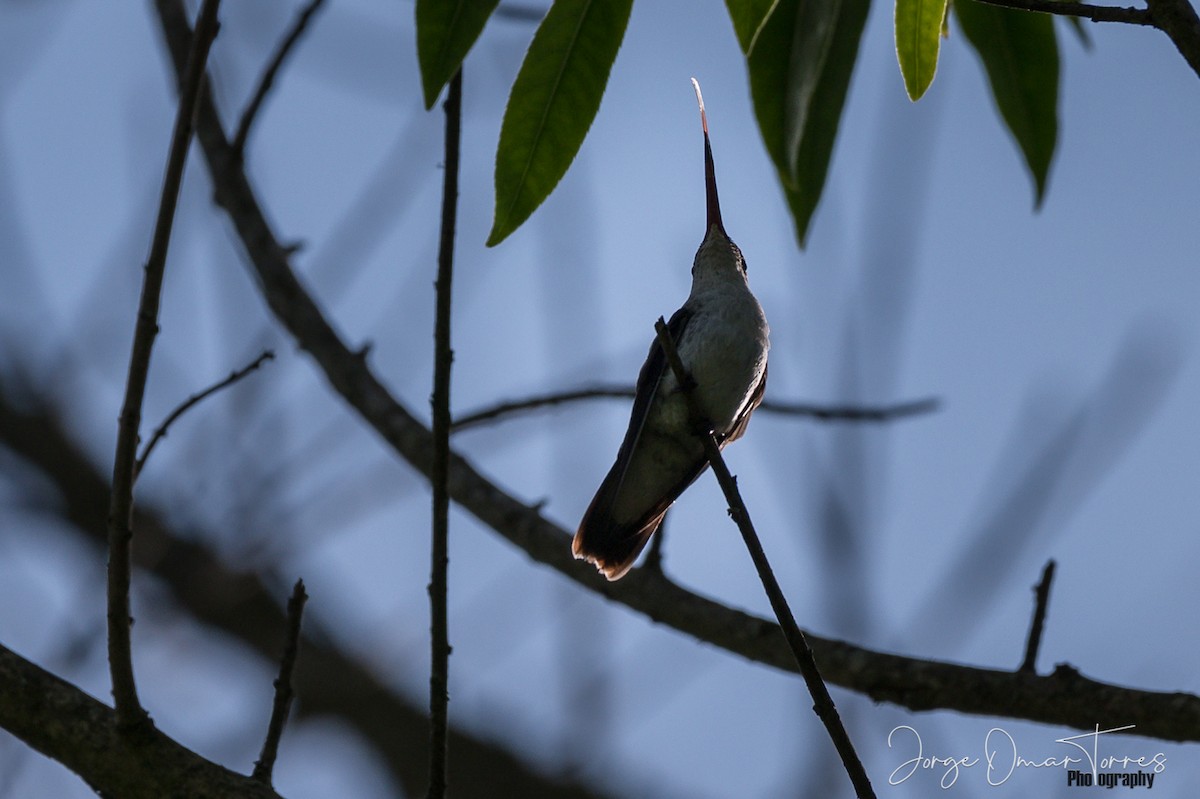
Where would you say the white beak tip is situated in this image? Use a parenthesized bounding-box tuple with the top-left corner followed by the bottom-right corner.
(690, 77, 708, 135)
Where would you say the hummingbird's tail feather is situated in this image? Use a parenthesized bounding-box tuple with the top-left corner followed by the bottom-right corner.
(572, 511, 664, 582)
(574, 447, 711, 581)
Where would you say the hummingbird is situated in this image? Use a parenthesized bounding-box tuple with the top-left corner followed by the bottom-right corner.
(573, 79, 770, 581)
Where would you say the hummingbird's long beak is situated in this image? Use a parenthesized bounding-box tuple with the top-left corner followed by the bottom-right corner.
(691, 78, 724, 236)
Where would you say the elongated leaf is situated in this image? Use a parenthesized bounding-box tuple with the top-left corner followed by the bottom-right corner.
(487, 0, 633, 247)
(895, 0, 949, 100)
(416, 0, 501, 109)
(738, 0, 871, 247)
(955, 1, 1059, 204)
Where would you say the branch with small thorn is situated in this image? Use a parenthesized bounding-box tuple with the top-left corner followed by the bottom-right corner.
(1020, 560, 1057, 674)
(652, 317, 876, 799)
(107, 0, 223, 730)
(253, 579, 307, 786)
(427, 67, 463, 799)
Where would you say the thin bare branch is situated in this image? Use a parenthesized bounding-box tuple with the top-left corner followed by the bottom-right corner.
(253, 579, 308, 785)
(450, 384, 938, 432)
(652, 318, 875, 799)
(427, 68, 462, 799)
(1020, 560, 1057, 674)
(971, 0, 1151, 24)
(135, 349, 275, 480)
(233, 0, 329, 158)
(452, 386, 630, 431)
(107, 0, 222, 730)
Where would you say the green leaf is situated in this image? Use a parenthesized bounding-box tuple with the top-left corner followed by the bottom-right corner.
(487, 0, 633, 247)
(738, 0, 871, 247)
(955, 0, 1059, 204)
(895, 0, 949, 100)
(415, 0, 501, 110)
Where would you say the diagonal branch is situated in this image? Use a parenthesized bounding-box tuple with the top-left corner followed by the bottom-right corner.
(152, 0, 1200, 745)
(1146, 0, 1200, 77)
(652, 318, 875, 799)
(0, 642, 283, 799)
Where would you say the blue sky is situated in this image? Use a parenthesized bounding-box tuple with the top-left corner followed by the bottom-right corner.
(2, 1, 1199, 797)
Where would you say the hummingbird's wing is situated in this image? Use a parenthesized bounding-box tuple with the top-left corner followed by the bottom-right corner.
(720, 362, 767, 445)
(611, 307, 693, 487)
(573, 307, 699, 580)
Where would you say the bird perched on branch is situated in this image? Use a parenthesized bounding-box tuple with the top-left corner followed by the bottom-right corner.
(573, 79, 770, 581)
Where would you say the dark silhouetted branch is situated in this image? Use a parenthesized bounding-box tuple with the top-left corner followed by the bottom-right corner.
(233, 0, 328, 158)
(970, 0, 1200, 79)
(652, 318, 875, 799)
(1147, 0, 1200, 78)
(972, 0, 1151, 23)
(253, 580, 307, 786)
(136, 349, 275, 479)
(1020, 560, 1057, 674)
(0, 642, 283, 798)
(427, 67, 462, 799)
(107, 0, 222, 730)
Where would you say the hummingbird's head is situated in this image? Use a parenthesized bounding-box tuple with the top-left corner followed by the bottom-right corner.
(691, 78, 747, 284)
